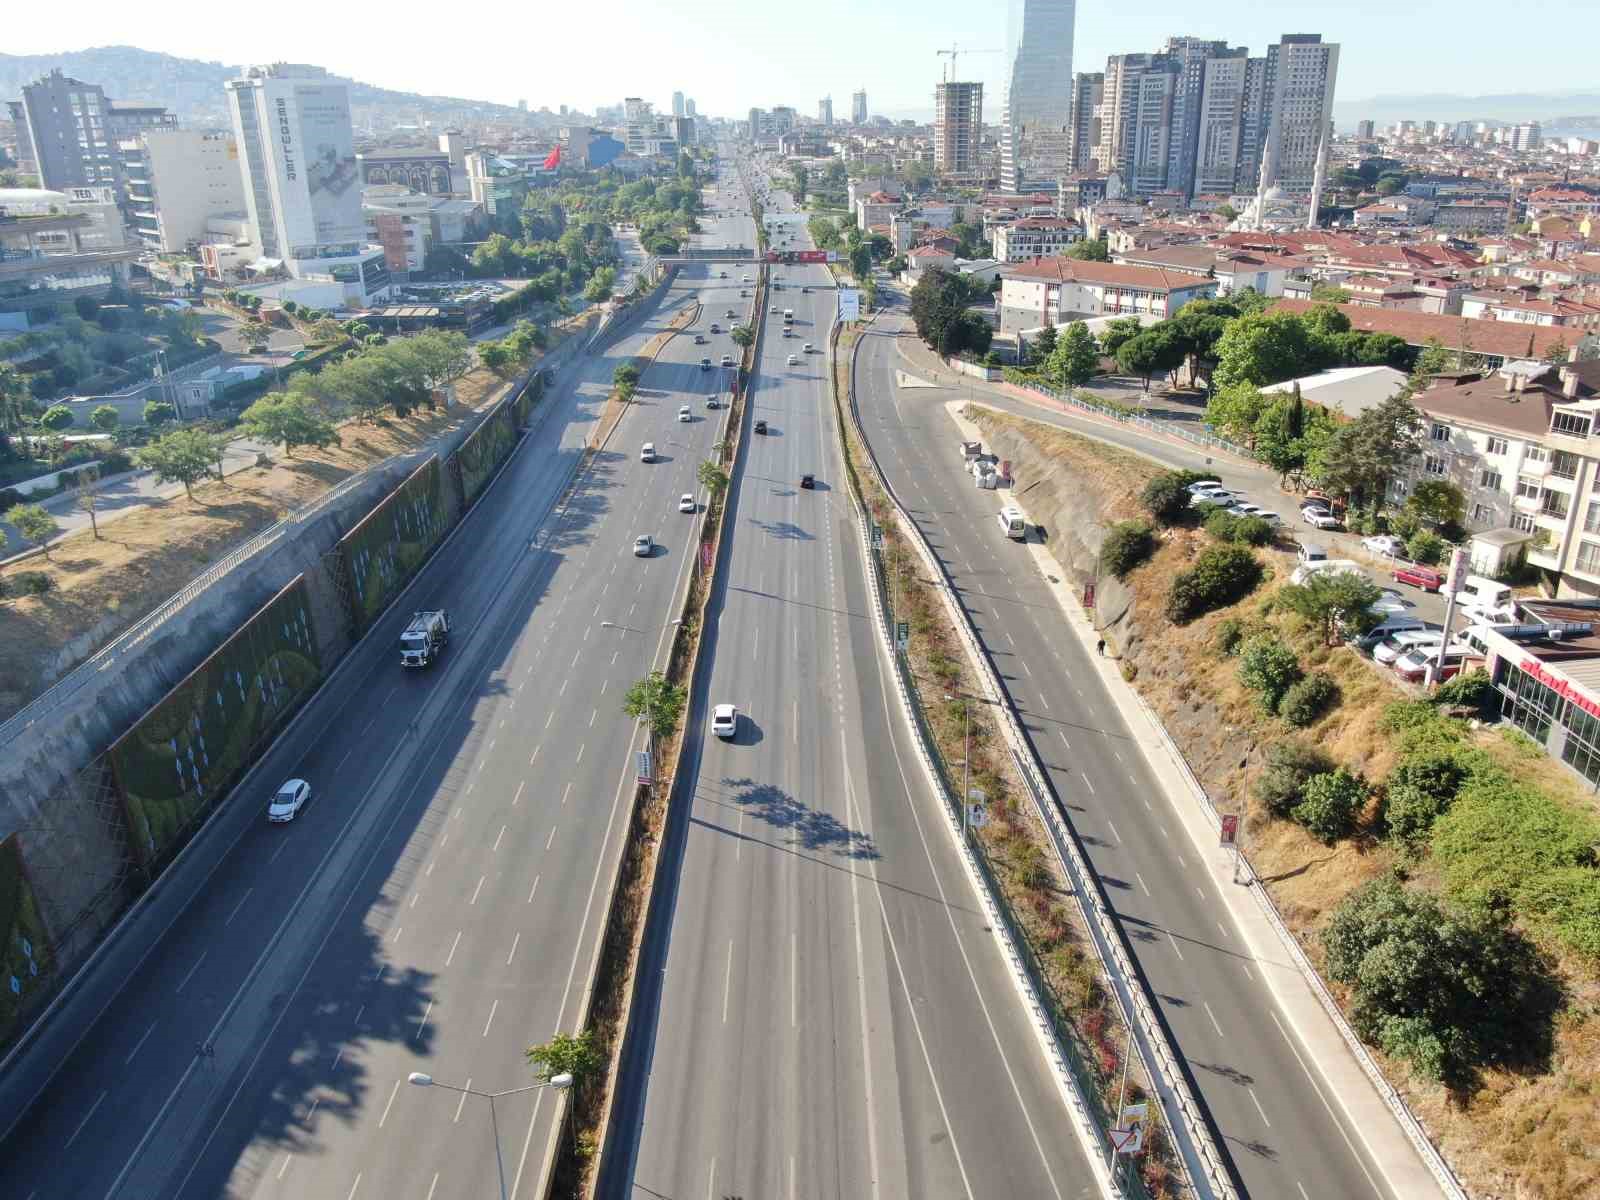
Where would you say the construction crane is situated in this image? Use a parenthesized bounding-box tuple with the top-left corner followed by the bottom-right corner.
(936, 44, 1002, 83)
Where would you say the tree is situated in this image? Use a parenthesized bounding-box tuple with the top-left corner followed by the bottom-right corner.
(1312, 391, 1424, 505)
(74, 465, 102, 538)
(1166, 543, 1263, 623)
(143, 399, 177, 428)
(525, 1029, 602, 1089)
(39, 404, 74, 431)
(1064, 236, 1109, 262)
(1294, 768, 1365, 842)
(1204, 381, 1269, 447)
(623, 670, 687, 740)
(1277, 571, 1384, 645)
(613, 363, 642, 390)
(697, 459, 729, 495)
(1047, 321, 1099, 388)
(849, 242, 872, 280)
(90, 404, 121, 433)
(1254, 739, 1334, 817)
(1212, 311, 1324, 390)
(136, 428, 217, 500)
(238, 318, 273, 349)
(789, 164, 808, 203)
(730, 324, 754, 349)
(1216, 203, 1238, 222)
(1140, 469, 1205, 524)
(1237, 635, 1302, 713)
(9, 503, 59, 557)
(1096, 317, 1143, 359)
(1310, 284, 1352, 304)
(1028, 325, 1058, 364)
(1116, 325, 1185, 392)
(1407, 479, 1465, 528)
(239, 393, 339, 457)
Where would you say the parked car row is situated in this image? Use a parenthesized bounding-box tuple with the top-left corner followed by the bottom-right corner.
(1186, 480, 1281, 525)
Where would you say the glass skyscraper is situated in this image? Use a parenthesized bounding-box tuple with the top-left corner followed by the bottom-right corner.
(1000, 0, 1076, 193)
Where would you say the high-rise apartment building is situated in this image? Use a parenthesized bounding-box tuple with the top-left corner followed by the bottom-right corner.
(1511, 121, 1542, 151)
(622, 97, 654, 153)
(851, 90, 868, 125)
(225, 64, 388, 301)
(999, 0, 1076, 193)
(1096, 53, 1179, 195)
(672, 91, 685, 119)
(818, 96, 833, 126)
(1257, 34, 1339, 194)
(1065, 72, 1103, 172)
(770, 106, 798, 134)
(1356, 120, 1376, 140)
(7, 69, 175, 201)
(1192, 49, 1255, 195)
(1162, 38, 1241, 198)
(934, 81, 984, 179)
(685, 98, 697, 119)
(748, 107, 764, 140)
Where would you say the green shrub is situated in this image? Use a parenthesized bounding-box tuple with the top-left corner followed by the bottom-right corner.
(1254, 739, 1333, 818)
(1383, 749, 1471, 848)
(1433, 667, 1490, 711)
(1100, 520, 1155, 577)
(1387, 509, 1421, 541)
(1238, 634, 1302, 713)
(1214, 616, 1252, 656)
(1293, 767, 1366, 842)
(1166, 544, 1263, 623)
(1203, 508, 1272, 545)
(1140, 469, 1205, 525)
(1518, 867, 1600, 959)
(1406, 529, 1446, 565)
(1280, 673, 1338, 727)
(1432, 770, 1600, 908)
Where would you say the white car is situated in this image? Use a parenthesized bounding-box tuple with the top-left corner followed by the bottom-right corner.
(1363, 534, 1407, 557)
(679, 493, 696, 513)
(803, 342, 814, 353)
(712, 703, 738, 739)
(640, 442, 656, 462)
(1368, 588, 1414, 616)
(267, 779, 311, 823)
(706, 393, 720, 408)
(633, 535, 653, 557)
(1302, 509, 1342, 530)
(1190, 490, 1239, 509)
(1186, 480, 1225, 495)
(677, 405, 692, 422)
(1374, 630, 1444, 665)
(786, 354, 799, 365)
(1227, 503, 1279, 524)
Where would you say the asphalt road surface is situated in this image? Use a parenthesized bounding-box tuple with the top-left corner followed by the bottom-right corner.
(0, 253, 742, 1198)
(610, 165, 1098, 1200)
(854, 299, 1405, 1200)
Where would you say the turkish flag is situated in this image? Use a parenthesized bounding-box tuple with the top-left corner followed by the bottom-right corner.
(543, 145, 561, 170)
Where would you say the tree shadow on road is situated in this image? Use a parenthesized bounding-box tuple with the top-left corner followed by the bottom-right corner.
(720, 777, 879, 860)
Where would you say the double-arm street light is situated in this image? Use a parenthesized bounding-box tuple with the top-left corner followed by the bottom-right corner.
(407, 1071, 573, 1200)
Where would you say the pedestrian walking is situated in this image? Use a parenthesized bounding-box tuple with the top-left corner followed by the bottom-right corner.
(1096, 637, 1106, 657)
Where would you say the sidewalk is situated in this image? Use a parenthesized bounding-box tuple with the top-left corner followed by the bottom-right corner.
(940, 396, 1455, 1198)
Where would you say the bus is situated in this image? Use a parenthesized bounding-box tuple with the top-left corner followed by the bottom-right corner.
(997, 506, 1028, 540)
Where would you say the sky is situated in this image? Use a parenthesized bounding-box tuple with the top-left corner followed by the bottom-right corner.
(4, 0, 1595, 121)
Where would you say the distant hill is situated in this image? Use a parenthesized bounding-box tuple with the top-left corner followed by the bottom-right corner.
(1335, 91, 1600, 132)
(0, 45, 528, 129)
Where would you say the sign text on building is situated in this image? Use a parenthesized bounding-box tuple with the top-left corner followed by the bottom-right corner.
(275, 98, 296, 181)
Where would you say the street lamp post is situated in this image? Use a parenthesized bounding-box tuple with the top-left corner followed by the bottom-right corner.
(407, 1071, 573, 1200)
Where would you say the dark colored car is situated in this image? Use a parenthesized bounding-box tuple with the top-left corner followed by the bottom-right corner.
(1393, 564, 1445, 592)
(754, 419, 768, 434)
(800, 473, 815, 489)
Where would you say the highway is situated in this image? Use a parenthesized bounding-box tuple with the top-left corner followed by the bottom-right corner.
(853, 299, 1407, 1200)
(611, 163, 1099, 1200)
(0, 192, 753, 1197)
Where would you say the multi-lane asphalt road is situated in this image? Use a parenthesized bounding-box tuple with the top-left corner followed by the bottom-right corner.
(611, 168, 1099, 1200)
(0, 196, 752, 1198)
(853, 299, 1413, 1200)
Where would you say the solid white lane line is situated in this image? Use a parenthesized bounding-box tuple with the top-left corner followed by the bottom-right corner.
(64, 1090, 106, 1148)
(223, 888, 252, 927)
(493, 825, 506, 851)
(175, 951, 207, 995)
(1203, 1002, 1224, 1037)
(507, 932, 521, 966)
(722, 939, 733, 1024)
(378, 1079, 401, 1127)
(1268, 1011, 1387, 1195)
(123, 1020, 158, 1066)
(446, 931, 462, 966)
(415, 1000, 432, 1042)
(482, 999, 499, 1037)
(528, 876, 540, 904)
(513, 780, 526, 806)
(470, 876, 485, 905)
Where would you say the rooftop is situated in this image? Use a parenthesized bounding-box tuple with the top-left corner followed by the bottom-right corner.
(1003, 256, 1220, 293)
(1270, 298, 1582, 360)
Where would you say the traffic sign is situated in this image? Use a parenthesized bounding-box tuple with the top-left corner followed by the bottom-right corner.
(871, 524, 884, 549)
(701, 541, 713, 570)
(966, 802, 989, 829)
(1109, 1126, 1143, 1155)
(895, 621, 910, 651)
(1220, 813, 1239, 847)
(636, 750, 653, 786)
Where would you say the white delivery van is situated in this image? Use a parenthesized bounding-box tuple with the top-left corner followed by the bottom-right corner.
(1445, 574, 1512, 613)
(1288, 559, 1365, 586)
(997, 505, 1027, 540)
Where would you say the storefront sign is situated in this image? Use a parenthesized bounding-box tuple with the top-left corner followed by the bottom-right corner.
(1518, 657, 1600, 720)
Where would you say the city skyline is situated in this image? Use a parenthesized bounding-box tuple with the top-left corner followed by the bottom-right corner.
(3, 0, 1595, 123)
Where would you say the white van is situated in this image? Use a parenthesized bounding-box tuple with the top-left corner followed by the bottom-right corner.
(1354, 614, 1430, 652)
(1289, 559, 1364, 586)
(997, 505, 1028, 540)
(1445, 574, 1512, 613)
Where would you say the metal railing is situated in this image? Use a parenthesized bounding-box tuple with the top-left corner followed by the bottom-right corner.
(1000, 374, 1253, 460)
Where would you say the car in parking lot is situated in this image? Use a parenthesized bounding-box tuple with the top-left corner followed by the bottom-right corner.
(267, 779, 312, 823)
(678, 405, 692, 422)
(712, 703, 738, 739)
(1302, 509, 1342, 530)
(633, 534, 653, 557)
(679, 493, 696, 513)
(1368, 587, 1414, 616)
(1393, 646, 1471, 684)
(1190, 489, 1240, 509)
(1228, 503, 1280, 525)
(1392, 562, 1444, 591)
(1363, 534, 1407, 557)
(1374, 629, 1446, 665)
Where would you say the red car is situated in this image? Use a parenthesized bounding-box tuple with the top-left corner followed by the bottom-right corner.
(1392, 564, 1445, 592)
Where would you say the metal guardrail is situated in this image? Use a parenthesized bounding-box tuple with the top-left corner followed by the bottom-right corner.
(1002, 375, 1252, 460)
(847, 324, 1237, 1200)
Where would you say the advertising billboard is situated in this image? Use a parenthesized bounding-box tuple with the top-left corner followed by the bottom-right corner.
(838, 289, 861, 322)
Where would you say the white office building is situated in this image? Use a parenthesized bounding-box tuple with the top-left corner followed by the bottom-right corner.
(122, 129, 247, 253)
(226, 63, 389, 304)
(1000, 0, 1076, 193)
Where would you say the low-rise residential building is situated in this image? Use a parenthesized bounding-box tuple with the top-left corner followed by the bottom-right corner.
(997, 256, 1219, 333)
(854, 190, 901, 232)
(1433, 199, 1512, 234)
(992, 217, 1084, 262)
(1269, 298, 1593, 366)
(1460, 290, 1600, 330)
(1111, 243, 1289, 297)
